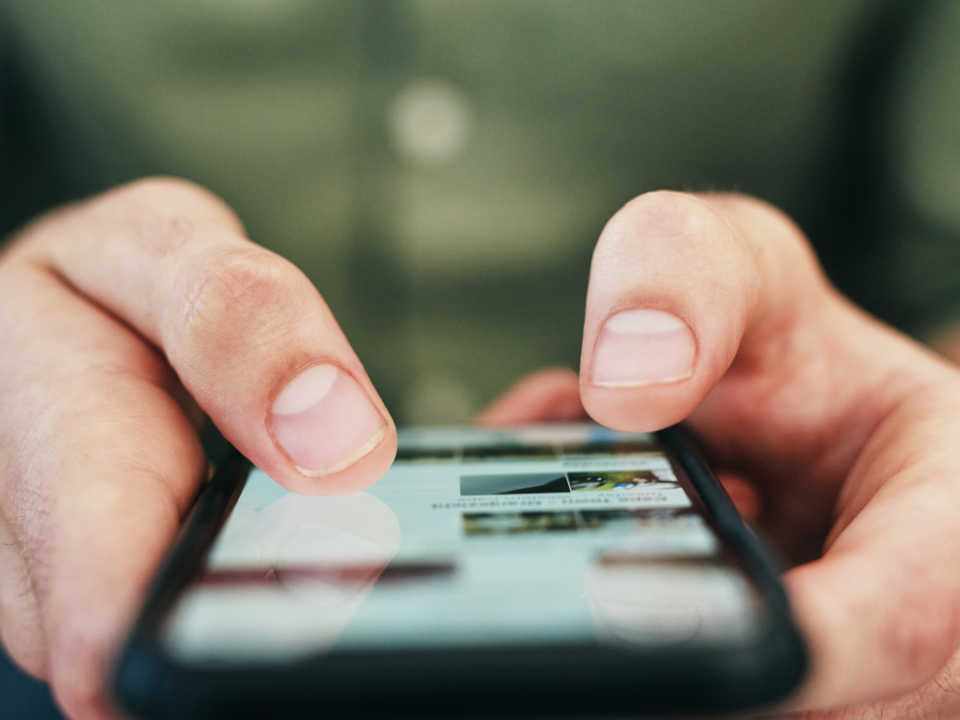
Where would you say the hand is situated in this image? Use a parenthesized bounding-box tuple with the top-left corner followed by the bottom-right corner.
(0, 178, 397, 719)
(480, 191, 960, 718)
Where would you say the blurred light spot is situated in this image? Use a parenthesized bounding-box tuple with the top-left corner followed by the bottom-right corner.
(389, 80, 473, 167)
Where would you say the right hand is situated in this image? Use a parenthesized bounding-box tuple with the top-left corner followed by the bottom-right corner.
(479, 191, 960, 718)
(0, 177, 397, 720)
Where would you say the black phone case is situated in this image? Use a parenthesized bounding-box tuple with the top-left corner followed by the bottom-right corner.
(113, 426, 807, 719)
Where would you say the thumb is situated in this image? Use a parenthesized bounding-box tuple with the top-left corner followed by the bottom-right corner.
(19, 178, 396, 495)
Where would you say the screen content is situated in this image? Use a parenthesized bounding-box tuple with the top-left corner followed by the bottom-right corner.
(162, 424, 762, 665)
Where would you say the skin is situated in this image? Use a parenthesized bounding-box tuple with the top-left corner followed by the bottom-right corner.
(1, 180, 960, 719)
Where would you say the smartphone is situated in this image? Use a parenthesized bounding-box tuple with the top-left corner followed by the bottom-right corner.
(114, 423, 806, 719)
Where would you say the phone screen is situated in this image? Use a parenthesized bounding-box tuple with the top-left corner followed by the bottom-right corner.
(160, 424, 764, 666)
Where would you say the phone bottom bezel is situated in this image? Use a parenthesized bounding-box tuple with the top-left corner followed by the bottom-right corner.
(118, 630, 805, 720)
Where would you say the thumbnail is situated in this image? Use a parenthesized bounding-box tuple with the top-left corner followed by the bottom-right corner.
(568, 470, 676, 492)
(463, 511, 578, 535)
(460, 472, 570, 496)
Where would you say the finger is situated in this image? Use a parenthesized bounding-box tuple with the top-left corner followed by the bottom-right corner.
(714, 470, 762, 525)
(13, 178, 396, 495)
(475, 367, 585, 426)
(0, 258, 206, 719)
(580, 190, 823, 431)
(783, 388, 960, 709)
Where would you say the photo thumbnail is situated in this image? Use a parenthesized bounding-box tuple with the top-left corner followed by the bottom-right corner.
(461, 508, 699, 537)
(578, 507, 697, 530)
(568, 470, 678, 492)
(463, 512, 578, 536)
(460, 473, 570, 496)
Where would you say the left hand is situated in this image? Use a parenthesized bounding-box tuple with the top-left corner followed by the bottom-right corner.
(478, 191, 960, 718)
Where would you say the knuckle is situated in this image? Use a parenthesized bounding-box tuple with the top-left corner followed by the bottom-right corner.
(185, 249, 301, 323)
(171, 248, 311, 371)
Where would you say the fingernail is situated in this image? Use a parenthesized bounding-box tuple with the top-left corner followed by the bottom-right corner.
(269, 364, 388, 476)
(590, 310, 696, 387)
